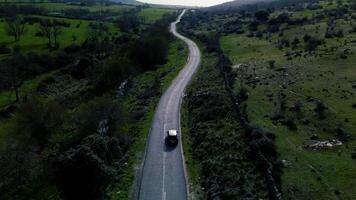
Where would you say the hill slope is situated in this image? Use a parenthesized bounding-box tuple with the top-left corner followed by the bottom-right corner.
(208, 0, 276, 10)
(110, 0, 142, 5)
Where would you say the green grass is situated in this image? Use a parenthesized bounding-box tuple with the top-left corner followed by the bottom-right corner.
(0, 16, 120, 54)
(0, 70, 55, 107)
(218, 1, 356, 198)
(220, 34, 284, 63)
(108, 39, 188, 199)
(0, 2, 134, 13)
(0, 118, 16, 150)
(138, 8, 174, 24)
(220, 8, 356, 199)
(31, 2, 133, 13)
(0, 70, 56, 150)
(181, 90, 201, 198)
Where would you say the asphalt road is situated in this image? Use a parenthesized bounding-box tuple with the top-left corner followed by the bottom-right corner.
(137, 10, 201, 200)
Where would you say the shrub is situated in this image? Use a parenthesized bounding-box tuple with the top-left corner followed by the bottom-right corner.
(314, 101, 327, 119)
(16, 96, 64, 151)
(268, 60, 276, 68)
(0, 146, 39, 199)
(50, 134, 120, 200)
(74, 97, 121, 138)
(238, 87, 249, 101)
(254, 10, 270, 22)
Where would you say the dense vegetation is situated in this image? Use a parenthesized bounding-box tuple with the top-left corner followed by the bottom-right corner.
(181, 0, 356, 199)
(0, 1, 181, 199)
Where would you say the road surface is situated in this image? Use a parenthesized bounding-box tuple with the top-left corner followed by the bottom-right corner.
(137, 10, 201, 200)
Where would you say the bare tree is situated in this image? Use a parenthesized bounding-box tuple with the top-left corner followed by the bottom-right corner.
(4, 16, 26, 42)
(52, 20, 62, 47)
(4, 54, 25, 102)
(39, 19, 53, 47)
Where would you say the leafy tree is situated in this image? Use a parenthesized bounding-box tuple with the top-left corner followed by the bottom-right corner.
(50, 134, 119, 200)
(314, 101, 327, 119)
(4, 15, 26, 41)
(116, 11, 142, 33)
(254, 10, 270, 22)
(16, 96, 64, 151)
(129, 17, 172, 71)
(268, 60, 276, 68)
(102, 53, 132, 88)
(291, 37, 300, 49)
(0, 146, 39, 199)
(74, 97, 121, 138)
(305, 37, 323, 52)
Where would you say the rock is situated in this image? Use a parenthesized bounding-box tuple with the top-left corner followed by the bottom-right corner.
(281, 159, 290, 167)
(0, 104, 17, 118)
(310, 134, 319, 140)
(305, 139, 343, 150)
(117, 80, 128, 97)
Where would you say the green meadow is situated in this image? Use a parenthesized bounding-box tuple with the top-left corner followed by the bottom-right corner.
(220, 0, 356, 198)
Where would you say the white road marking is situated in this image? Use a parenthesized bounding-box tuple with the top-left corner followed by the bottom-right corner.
(162, 152, 167, 200)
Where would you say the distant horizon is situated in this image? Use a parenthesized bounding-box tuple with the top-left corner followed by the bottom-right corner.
(137, 0, 234, 7)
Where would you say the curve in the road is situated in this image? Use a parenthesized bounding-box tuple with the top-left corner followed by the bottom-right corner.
(137, 10, 201, 200)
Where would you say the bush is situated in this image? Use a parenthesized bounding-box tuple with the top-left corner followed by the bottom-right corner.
(238, 87, 249, 101)
(0, 44, 11, 54)
(50, 134, 120, 200)
(254, 10, 270, 22)
(0, 147, 39, 199)
(314, 101, 327, 119)
(74, 97, 121, 138)
(336, 127, 351, 142)
(268, 60, 276, 68)
(16, 96, 64, 151)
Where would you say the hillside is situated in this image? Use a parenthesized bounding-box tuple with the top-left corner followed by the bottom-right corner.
(0, 2, 178, 199)
(180, 0, 356, 199)
(207, 0, 276, 11)
(110, 0, 142, 5)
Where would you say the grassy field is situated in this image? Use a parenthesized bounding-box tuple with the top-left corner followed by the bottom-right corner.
(0, 2, 174, 55)
(27, 2, 134, 13)
(0, 16, 120, 53)
(220, 1, 356, 198)
(0, 70, 55, 107)
(138, 8, 174, 24)
(0, 17, 90, 52)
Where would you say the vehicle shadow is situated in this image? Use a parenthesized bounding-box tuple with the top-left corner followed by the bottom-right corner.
(164, 137, 177, 152)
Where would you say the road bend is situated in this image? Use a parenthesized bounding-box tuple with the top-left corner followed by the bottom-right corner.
(137, 10, 201, 200)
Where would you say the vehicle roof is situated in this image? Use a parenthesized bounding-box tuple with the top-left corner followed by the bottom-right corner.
(168, 129, 178, 136)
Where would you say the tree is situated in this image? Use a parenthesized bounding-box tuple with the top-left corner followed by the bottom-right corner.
(314, 101, 327, 119)
(50, 134, 120, 200)
(116, 11, 141, 33)
(16, 96, 64, 151)
(75, 97, 120, 138)
(291, 37, 300, 49)
(52, 20, 62, 47)
(0, 146, 38, 199)
(255, 10, 270, 22)
(39, 19, 52, 47)
(268, 60, 276, 69)
(4, 16, 26, 41)
(3, 54, 26, 102)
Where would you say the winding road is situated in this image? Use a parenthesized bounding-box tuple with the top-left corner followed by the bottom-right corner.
(137, 10, 201, 200)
